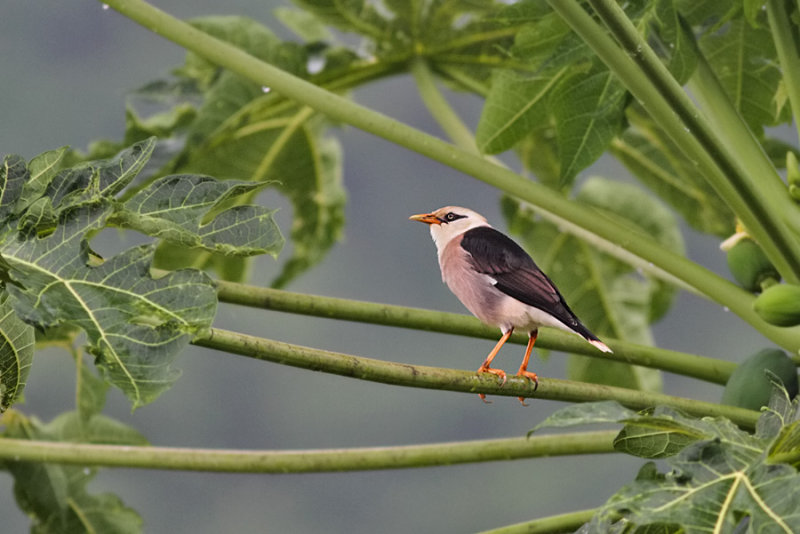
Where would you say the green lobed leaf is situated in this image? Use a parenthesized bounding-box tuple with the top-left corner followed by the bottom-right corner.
(552, 66, 627, 186)
(2, 411, 144, 534)
(20, 147, 68, 211)
(1, 156, 32, 221)
(503, 177, 685, 391)
(175, 96, 345, 287)
(2, 204, 217, 408)
(128, 15, 347, 286)
(530, 400, 636, 433)
(117, 175, 284, 257)
(613, 415, 710, 459)
(43, 138, 156, 214)
(475, 10, 585, 156)
(533, 401, 710, 459)
(699, 17, 791, 134)
(0, 294, 35, 412)
(582, 387, 800, 533)
(0, 140, 287, 405)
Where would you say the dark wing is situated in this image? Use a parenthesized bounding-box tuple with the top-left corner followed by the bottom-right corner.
(460, 226, 596, 337)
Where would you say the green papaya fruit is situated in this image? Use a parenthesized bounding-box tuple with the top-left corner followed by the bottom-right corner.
(753, 284, 800, 326)
(726, 238, 779, 292)
(721, 348, 798, 410)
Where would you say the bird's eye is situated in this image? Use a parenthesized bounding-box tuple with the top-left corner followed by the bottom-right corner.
(444, 212, 458, 222)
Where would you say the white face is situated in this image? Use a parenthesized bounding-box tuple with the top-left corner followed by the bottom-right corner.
(426, 206, 490, 250)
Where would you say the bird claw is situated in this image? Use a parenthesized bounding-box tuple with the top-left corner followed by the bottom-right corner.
(516, 370, 539, 406)
(516, 370, 539, 392)
(476, 366, 507, 403)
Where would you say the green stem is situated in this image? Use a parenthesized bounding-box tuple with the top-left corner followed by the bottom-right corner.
(410, 58, 478, 153)
(0, 431, 616, 473)
(215, 281, 737, 384)
(562, 0, 800, 283)
(479, 508, 601, 534)
(686, 35, 796, 233)
(102, 0, 800, 350)
(193, 328, 760, 430)
(767, 0, 800, 147)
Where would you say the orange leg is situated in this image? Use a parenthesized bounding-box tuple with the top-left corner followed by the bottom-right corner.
(516, 329, 540, 405)
(476, 329, 513, 402)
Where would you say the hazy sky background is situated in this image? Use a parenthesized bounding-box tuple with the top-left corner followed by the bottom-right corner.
(0, 1, 775, 532)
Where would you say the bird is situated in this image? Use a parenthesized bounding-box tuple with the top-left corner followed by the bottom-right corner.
(410, 206, 612, 404)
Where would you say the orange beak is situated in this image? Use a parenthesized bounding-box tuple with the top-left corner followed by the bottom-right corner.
(409, 213, 441, 225)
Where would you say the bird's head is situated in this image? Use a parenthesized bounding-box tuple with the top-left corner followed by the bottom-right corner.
(409, 206, 490, 250)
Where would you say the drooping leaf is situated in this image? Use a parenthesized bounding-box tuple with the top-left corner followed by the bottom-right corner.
(1, 156, 31, 223)
(503, 178, 684, 390)
(122, 16, 347, 286)
(2, 204, 217, 408)
(552, 66, 628, 186)
(531, 400, 637, 433)
(0, 142, 283, 407)
(475, 10, 577, 155)
(0, 294, 35, 412)
(176, 102, 345, 287)
(21, 147, 68, 210)
(580, 387, 800, 533)
(2, 411, 145, 534)
(699, 17, 790, 134)
(44, 138, 156, 214)
(116, 175, 284, 257)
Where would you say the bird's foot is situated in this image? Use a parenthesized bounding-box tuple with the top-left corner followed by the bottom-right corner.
(476, 365, 507, 403)
(515, 370, 539, 406)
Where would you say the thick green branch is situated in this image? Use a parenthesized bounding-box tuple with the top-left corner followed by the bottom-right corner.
(215, 281, 737, 385)
(558, 0, 800, 283)
(0, 431, 616, 473)
(103, 0, 800, 351)
(193, 328, 760, 430)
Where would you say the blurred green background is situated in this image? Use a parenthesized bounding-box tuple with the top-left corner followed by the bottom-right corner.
(0, 1, 772, 532)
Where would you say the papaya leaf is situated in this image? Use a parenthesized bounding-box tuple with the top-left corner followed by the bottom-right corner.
(0, 294, 35, 412)
(2, 411, 144, 534)
(20, 147, 68, 211)
(2, 204, 217, 408)
(115, 175, 284, 257)
(583, 389, 800, 533)
(43, 138, 156, 213)
(476, 68, 570, 156)
(699, 17, 791, 133)
(476, 11, 589, 158)
(530, 400, 636, 433)
(0, 141, 283, 407)
(175, 97, 344, 287)
(503, 178, 683, 391)
(552, 67, 627, 186)
(117, 16, 346, 286)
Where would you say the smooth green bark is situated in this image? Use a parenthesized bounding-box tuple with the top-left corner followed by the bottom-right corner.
(0, 432, 616, 473)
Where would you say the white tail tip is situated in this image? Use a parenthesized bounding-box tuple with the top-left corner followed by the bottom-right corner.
(589, 339, 613, 353)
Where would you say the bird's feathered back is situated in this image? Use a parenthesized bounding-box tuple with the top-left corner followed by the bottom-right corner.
(459, 226, 601, 343)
